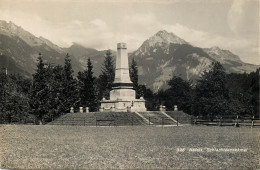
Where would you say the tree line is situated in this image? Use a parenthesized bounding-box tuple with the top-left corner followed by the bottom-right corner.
(0, 51, 259, 124)
(157, 62, 259, 119)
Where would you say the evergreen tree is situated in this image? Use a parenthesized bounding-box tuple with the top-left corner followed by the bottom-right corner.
(61, 54, 78, 112)
(4, 74, 30, 123)
(139, 84, 157, 110)
(0, 67, 31, 123)
(130, 58, 138, 89)
(97, 50, 115, 99)
(130, 58, 142, 98)
(78, 58, 99, 111)
(46, 65, 64, 120)
(29, 54, 49, 124)
(193, 62, 229, 117)
(0, 70, 6, 117)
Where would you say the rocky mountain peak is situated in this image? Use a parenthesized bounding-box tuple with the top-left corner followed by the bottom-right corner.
(0, 20, 44, 46)
(0, 20, 22, 35)
(204, 46, 242, 63)
(155, 30, 170, 37)
(211, 46, 221, 50)
(148, 30, 187, 47)
(134, 30, 188, 56)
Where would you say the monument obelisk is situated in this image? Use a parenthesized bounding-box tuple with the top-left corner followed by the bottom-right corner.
(100, 43, 146, 112)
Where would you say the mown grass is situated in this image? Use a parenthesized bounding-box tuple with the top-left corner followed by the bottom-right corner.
(1, 125, 259, 169)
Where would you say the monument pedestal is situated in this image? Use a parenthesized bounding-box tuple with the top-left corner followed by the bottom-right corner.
(100, 84, 146, 112)
(100, 42, 146, 112)
(100, 98, 146, 112)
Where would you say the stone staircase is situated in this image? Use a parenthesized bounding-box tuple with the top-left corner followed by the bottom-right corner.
(165, 111, 192, 124)
(48, 112, 96, 126)
(48, 112, 146, 126)
(48, 111, 190, 126)
(137, 111, 177, 125)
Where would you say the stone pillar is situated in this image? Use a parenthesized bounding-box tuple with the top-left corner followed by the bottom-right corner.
(70, 107, 74, 113)
(127, 106, 131, 112)
(86, 107, 89, 113)
(111, 106, 115, 112)
(114, 43, 132, 84)
(80, 107, 83, 113)
(174, 105, 178, 111)
(163, 106, 166, 111)
(159, 105, 163, 111)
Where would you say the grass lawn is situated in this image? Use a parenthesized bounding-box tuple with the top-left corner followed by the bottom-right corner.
(0, 125, 259, 169)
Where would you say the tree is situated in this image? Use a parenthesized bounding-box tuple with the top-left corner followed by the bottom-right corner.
(227, 70, 259, 117)
(0, 73, 30, 123)
(78, 58, 99, 111)
(29, 54, 49, 124)
(193, 62, 229, 117)
(29, 53, 78, 123)
(0, 69, 6, 117)
(139, 85, 158, 110)
(45, 65, 64, 121)
(130, 58, 142, 98)
(130, 58, 138, 89)
(164, 76, 192, 113)
(61, 54, 78, 113)
(97, 50, 115, 99)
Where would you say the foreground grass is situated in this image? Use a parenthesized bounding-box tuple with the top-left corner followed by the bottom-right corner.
(0, 125, 260, 169)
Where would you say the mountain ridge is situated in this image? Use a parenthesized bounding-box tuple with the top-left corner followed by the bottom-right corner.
(129, 30, 259, 90)
(0, 20, 258, 90)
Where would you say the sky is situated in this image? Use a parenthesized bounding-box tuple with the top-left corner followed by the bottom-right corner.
(0, 0, 259, 64)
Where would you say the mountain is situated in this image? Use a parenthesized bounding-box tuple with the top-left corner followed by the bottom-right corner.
(0, 20, 82, 77)
(130, 30, 259, 90)
(0, 54, 30, 77)
(0, 20, 258, 90)
(0, 20, 115, 78)
(203, 46, 258, 74)
(133, 30, 188, 57)
(63, 43, 116, 75)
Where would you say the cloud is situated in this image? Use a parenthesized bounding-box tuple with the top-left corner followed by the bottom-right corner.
(0, 9, 51, 37)
(125, 13, 156, 25)
(0, 5, 258, 64)
(162, 24, 209, 46)
(227, 0, 248, 34)
(162, 23, 249, 49)
(90, 19, 107, 30)
(161, 23, 258, 64)
(71, 20, 84, 27)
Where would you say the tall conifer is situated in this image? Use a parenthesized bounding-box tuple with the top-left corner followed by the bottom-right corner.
(193, 62, 229, 117)
(61, 54, 78, 112)
(29, 54, 49, 124)
(97, 50, 115, 99)
(78, 58, 99, 111)
(130, 58, 142, 98)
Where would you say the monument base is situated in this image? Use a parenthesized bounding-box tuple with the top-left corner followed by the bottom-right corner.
(100, 98, 147, 112)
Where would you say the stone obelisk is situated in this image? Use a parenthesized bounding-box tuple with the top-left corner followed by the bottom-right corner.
(100, 42, 146, 112)
(114, 43, 132, 85)
(110, 43, 136, 100)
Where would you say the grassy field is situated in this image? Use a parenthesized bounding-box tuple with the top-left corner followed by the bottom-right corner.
(1, 125, 260, 169)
